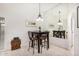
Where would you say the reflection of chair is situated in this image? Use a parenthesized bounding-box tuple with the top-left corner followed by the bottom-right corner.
(28, 31, 38, 54)
(11, 37, 21, 50)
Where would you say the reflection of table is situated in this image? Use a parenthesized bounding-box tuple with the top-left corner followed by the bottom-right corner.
(31, 31, 49, 53)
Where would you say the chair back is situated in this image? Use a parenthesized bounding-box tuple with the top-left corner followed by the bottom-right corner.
(40, 33, 47, 40)
(28, 31, 32, 40)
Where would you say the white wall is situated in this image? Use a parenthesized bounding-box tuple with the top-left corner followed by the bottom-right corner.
(44, 4, 68, 31)
(1, 3, 39, 49)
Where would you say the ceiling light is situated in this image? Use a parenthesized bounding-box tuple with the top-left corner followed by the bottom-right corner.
(36, 3, 43, 22)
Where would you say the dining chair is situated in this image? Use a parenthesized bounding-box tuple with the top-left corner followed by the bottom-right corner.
(28, 31, 38, 54)
(40, 33, 48, 53)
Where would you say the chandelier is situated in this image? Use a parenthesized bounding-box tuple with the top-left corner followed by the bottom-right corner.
(36, 3, 43, 21)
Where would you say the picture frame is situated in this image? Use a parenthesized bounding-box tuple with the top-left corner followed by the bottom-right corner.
(77, 6, 79, 28)
(25, 20, 37, 27)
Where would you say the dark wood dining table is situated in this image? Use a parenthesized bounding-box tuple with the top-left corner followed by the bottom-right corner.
(31, 31, 49, 53)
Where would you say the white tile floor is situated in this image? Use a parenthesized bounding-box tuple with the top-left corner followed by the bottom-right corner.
(0, 44, 73, 56)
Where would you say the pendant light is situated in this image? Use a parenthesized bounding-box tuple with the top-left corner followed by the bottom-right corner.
(57, 10, 63, 31)
(36, 3, 43, 21)
(58, 10, 63, 26)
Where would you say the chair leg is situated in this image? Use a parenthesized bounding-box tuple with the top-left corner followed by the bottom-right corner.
(41, 40, 43, 53)
(41, 45, 42, 53)
(28, 41, 31, 51)
(42, 40, 46, 48)
(33, 47, 34, 54)
(33, 41, 35, 54)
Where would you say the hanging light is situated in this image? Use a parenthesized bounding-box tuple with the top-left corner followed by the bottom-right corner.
(36, 3, 43, 21)
(57, 10, 63, 31)
(57, 10, 63, 26)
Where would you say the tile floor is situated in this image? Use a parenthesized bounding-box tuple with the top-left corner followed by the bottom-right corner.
(0, 37, 74, 56)
(0, 44, 73, 56)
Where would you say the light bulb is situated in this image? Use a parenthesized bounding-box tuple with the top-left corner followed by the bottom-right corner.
(36, 17, 43, 21)
(58, 22, 63, 26)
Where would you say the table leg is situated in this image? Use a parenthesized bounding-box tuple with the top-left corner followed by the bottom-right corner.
(38, 39, 40, 53)
(31, 40, 33, 47)
(47, 33, 49, 49)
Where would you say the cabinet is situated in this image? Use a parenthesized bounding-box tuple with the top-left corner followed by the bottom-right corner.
(53, 30, 65, 39)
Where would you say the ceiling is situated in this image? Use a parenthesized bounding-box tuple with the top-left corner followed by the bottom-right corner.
(0, 3, 76, 21)
(0, 3, 59, 12)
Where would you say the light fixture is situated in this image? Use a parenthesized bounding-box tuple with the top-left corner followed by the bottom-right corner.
(36, 3, 43, 21)
(57, 10, 63, 30)
(58, 10, 63, 26)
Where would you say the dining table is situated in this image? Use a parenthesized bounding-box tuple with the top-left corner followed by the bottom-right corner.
(30, 31, 49, 53)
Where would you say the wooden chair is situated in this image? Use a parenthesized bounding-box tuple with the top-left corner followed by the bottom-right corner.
(28, 31, 38, 54)
(40, 33, 48, 53)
